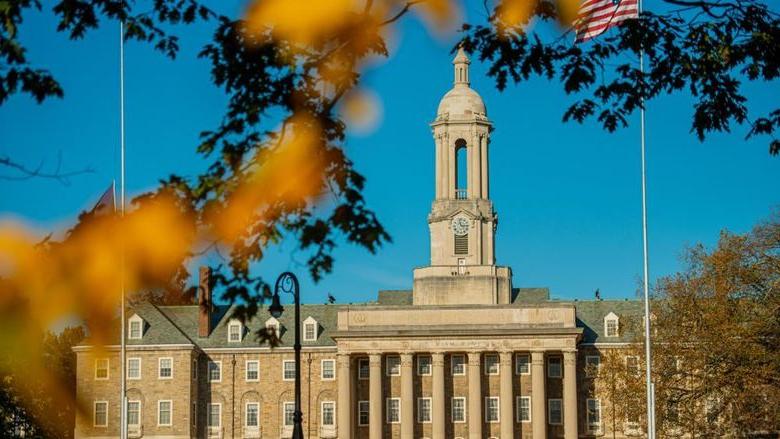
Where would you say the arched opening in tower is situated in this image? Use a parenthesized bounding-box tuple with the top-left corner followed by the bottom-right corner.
(455, 138, 467, 199)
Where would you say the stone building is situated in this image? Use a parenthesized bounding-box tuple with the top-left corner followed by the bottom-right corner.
(74, 48, 644, 439)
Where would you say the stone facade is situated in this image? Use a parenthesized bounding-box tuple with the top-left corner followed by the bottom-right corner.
(74, 48, 646, 439)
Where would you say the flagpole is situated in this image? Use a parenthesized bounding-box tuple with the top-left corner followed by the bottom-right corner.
(638, 0, 657, 436)
(119, 14, 127, 439)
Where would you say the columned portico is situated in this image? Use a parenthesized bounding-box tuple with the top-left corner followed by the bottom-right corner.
(467, 351, 482, 439)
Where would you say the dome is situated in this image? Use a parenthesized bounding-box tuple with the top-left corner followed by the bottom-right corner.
(435, 47, 487, 119)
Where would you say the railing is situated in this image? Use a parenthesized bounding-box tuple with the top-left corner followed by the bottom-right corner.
(455, 189, 467, 199)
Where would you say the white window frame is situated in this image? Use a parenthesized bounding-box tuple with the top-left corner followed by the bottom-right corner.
(451, 397, 466, 423)
(245, 402, 259, 427)
(386, 397, 401, 424)
(386, 356, 401, 376)
(283, 359, 296, 381)
(604, 312, 619, 338)
(547, 356, 562, 378)
(358, 358, 369, 380)
(485, 396, 500, 423)
(321, 359, 336, 381)
(227, 319, 243, 343)
(245, 360, 259, 382)
(451, 354, 466, 376)
(417, 397, 432, 423)
(93, 401, 108, 427)
(303, 316, 318, 342)
(127, 400, 141, 427)
(517, 396, 531, 423)
(548, 399, 563, 425)
(265, 317, 281, 339)
(585, 355, 601, 377)
(283, 402, 295, 427)
(208, 360, 222, 382)
(625, 355, 640, 377)
(158, 400, 173, 426)
(321, 401, 336, 427)
(587, 398, 602, 434)
(358, 400, 370, 426)
(95, 358, 109, 380)
(207, 402, 221, 427)
(158, 357, 173, 380)
(128, 314, 143, 340)
(127, 357, 142, 380)
(484, 354, 500, 375)
(417, 355, 432, 376)
(515, 353, 530, 375)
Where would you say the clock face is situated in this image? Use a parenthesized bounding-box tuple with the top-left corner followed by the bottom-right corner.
(451, 217, 470, 236)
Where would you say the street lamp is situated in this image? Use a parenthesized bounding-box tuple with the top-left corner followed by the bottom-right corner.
(269, 272, 304, 439)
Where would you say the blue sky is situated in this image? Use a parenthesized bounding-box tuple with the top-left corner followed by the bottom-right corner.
(1, 1, 777, 306)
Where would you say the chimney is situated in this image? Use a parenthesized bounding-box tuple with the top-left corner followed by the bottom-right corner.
(198, 266, 212, 338)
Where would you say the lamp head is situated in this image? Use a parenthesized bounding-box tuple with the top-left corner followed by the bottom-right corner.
(269, 292, 284, 318)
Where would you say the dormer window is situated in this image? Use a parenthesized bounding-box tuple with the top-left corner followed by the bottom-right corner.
(303, 316, 318, 342)
(128, 314, 144, 340)
(604, 312, 619, 338)
(227, 319, 243, 343)
(265, 317, 281, 340)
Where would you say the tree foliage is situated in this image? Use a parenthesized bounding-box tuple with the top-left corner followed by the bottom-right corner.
(461, 0, 780, 155)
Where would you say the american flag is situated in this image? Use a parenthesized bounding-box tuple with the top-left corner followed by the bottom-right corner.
(575, 0, 639, 42)
(92, 182, 116, 216)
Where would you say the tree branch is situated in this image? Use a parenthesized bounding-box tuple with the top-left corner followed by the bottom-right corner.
(0, 152, 94, 186)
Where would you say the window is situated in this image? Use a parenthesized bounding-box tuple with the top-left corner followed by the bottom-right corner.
(548, 399, 562, 425)
(303, 316, 318, 342)
(283, 402, 295, 427)
(206, 360, 221, 382)
(158, 400, 172, 426)
(547, 356, 562, 378)
(515, 354, 530, 375)
(94, 401, 108, 427)
(517, 396, 531, 422)
(283, 360, 296, 381)
(207, 403, 220, 427)
(321, 359, 335, 380)
(265, 317, 280, 339)
(386, 398, 400, 423)
(666, 400, 679, 424)
(452, 397, 466, 423)
(485, 397, 500, 423)
(228, 320, 242, 342)
(358, 358, 369, 380)
(192, 359, 198, 380)
(95, 358, 109, 380)
(127, 401, 140, 427)
(604, 312, 619, 337)
(626, 356, 640, 377)
(484, 354, 499, 375)
(418, 397, 432, 423)
(158, 357, 173, 379)
(386, 356, 401, 376)
(451, 354, 465, 375)
(127, 358, 141, 380)
(585, 355, 601, 377)
(246, 360, 259, 381)
(245, 403, 259, 427)
(587, 399, 602, 433)
(417, 355, 432, 376)
(128, 315, 143, 339)
(321, 401, 335, 427)
(358, 401, 370, 426)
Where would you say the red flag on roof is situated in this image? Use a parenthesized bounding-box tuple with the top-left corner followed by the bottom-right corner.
(575, 0, 639, 42)
(92, 182, 116, 216)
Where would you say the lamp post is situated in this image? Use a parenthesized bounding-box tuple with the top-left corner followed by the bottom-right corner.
(269, 271, 304, 439)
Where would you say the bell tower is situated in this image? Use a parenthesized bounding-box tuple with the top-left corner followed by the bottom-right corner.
(412, 48, 513, 306)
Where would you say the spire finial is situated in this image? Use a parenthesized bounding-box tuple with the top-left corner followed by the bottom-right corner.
(453, 45, 470, 87)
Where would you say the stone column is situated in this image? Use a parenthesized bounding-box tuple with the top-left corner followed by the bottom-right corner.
(480, 134, 489, 199)
(563, 350, 578, 439)
(500, 351, 514, 439)
(432, 352, 445, 439)
(531, 350, 546, 439)
(337, 354, 352, 439)
(435, 134, 443, 199)
(467, 351, 482, 439)
(400, 353, 414, 438)
(369, 353, 382, 439)
(447, 137, 455, 198)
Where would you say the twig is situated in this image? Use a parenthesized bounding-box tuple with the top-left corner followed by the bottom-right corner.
(0, 151, 94, 186)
